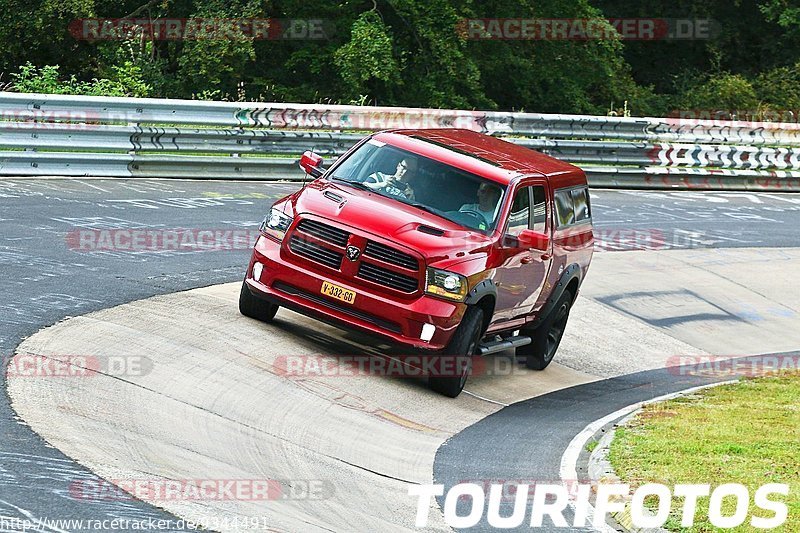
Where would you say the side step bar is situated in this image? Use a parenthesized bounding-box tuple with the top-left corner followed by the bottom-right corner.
(478, 335, 532, 356)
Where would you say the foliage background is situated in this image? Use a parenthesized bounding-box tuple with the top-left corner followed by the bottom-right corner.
(1, 0, 798, 117)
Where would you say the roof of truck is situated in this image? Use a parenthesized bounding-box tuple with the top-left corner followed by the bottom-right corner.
(375, 128, 585, 187)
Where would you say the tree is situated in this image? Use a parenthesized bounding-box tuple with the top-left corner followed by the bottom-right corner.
(334, 11, 400, 102)
(2, 0, 798, 118)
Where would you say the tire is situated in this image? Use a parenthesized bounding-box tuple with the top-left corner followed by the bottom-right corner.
(517, 291, 572, 370)
(429, 306, 484, 398)
(239, 280, 279, 322)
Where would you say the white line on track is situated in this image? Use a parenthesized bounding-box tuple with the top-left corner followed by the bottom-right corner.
(559, 380, 738, 532)
(73, 179, 110, 193)
(461, 390, 509, 406)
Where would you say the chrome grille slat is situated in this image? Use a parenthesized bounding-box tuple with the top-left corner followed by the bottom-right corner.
(289, 236, 342, 269)
(291, 241, 340, 266)
(364, 241, 419, 270)
(296, 219, 349, 246)
(358, 262, 418, 293)
(359, 268, 413, 289)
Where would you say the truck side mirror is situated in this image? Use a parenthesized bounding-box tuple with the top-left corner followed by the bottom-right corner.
(299, 151, 324, 178)
(518, 229, 550, 251)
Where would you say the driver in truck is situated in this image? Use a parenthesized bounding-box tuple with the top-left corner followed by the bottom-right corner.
(365, 157, 418, 201)
(459, 182, 502, 227)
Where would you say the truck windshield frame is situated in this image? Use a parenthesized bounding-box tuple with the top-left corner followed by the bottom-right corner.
(329, 140, 507, 233)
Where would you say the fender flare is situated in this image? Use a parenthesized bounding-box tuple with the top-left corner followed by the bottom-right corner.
(530, 263, 582, 329)
(464, 277, 497, 306)
(464, 278, 498, 334)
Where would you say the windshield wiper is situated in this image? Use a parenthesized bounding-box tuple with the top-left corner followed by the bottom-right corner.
(329, 176, 373, 192)
(409, 203, 463, 226)
(409, 203, 444, 218)
(410, 203, 487, 232)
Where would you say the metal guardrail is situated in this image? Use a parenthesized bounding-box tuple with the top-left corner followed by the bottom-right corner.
(0, 122, 360, 155)
(0, 151, 298, 179)
(2, 91, 800, 190)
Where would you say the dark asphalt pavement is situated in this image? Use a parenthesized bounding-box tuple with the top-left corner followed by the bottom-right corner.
(1, 179, 798, 530)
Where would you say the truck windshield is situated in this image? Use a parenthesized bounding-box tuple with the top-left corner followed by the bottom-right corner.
(330, 139, 506, 232)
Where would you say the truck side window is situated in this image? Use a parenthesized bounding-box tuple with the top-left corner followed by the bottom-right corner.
(532, 186, 546, 233)
(572, 187, 591, 222)
(507, 187, 530, 236)
(555, 189, 575, 227)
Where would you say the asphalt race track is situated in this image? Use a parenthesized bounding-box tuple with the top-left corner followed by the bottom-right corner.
(0, 179, 296, 530)
(2, 178, 799, 532)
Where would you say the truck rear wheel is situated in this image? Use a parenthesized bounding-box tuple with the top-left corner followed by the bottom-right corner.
(429, 306, 484, 398)
(239, 281, 279, 322)
(517, 291, 572, 370)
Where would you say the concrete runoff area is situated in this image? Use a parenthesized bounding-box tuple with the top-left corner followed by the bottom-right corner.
(8, 247, 799, 531)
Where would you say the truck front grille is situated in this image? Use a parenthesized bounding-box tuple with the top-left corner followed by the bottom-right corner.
(357, 262, 419, 293)
(289, 236, 342, 270)
(288, 217, 422, 293)
(364, 240, 419, 271)
(296, 219, 350, 246)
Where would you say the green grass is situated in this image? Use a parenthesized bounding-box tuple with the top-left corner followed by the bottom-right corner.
(609, 372, 799, 532)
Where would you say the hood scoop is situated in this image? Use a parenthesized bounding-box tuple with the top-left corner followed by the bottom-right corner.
(323, 190, 348, 212)
(417, 224, 445, 236)
(323, 191, 344, 203)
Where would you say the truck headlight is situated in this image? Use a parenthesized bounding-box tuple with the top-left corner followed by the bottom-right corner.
(426, 268, 468, 302)
(260, 208, 293, 242)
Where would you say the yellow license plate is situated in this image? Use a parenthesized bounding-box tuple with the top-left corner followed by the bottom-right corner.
(320, 281, 356, 304)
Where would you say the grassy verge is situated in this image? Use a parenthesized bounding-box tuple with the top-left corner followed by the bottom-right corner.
(609, 372, 799, 532)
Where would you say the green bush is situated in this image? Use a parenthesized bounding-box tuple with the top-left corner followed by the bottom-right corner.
(756, 64, 800, 111)
(10, 62, 151, 97)
(680, 73, 759, 114)
(10, 64, 64, 94)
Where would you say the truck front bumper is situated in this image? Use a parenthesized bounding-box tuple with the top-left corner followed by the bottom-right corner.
(244, 236, 464, 351)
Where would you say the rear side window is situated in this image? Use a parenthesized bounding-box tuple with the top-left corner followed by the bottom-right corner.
(572, 187, 591, 222)
(554, 190, 575, 227)
(555, 186, 591, 228)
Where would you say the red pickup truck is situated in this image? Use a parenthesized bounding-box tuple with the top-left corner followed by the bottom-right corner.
(240, 129, 593, 397)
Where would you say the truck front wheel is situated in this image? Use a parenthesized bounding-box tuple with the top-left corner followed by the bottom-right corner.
(239, 281, 279, 322)
(429, 306, 484, 398)
(517, 290, 573, 370)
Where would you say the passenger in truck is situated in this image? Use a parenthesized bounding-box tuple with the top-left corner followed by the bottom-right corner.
(459, 182, 502, 226)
